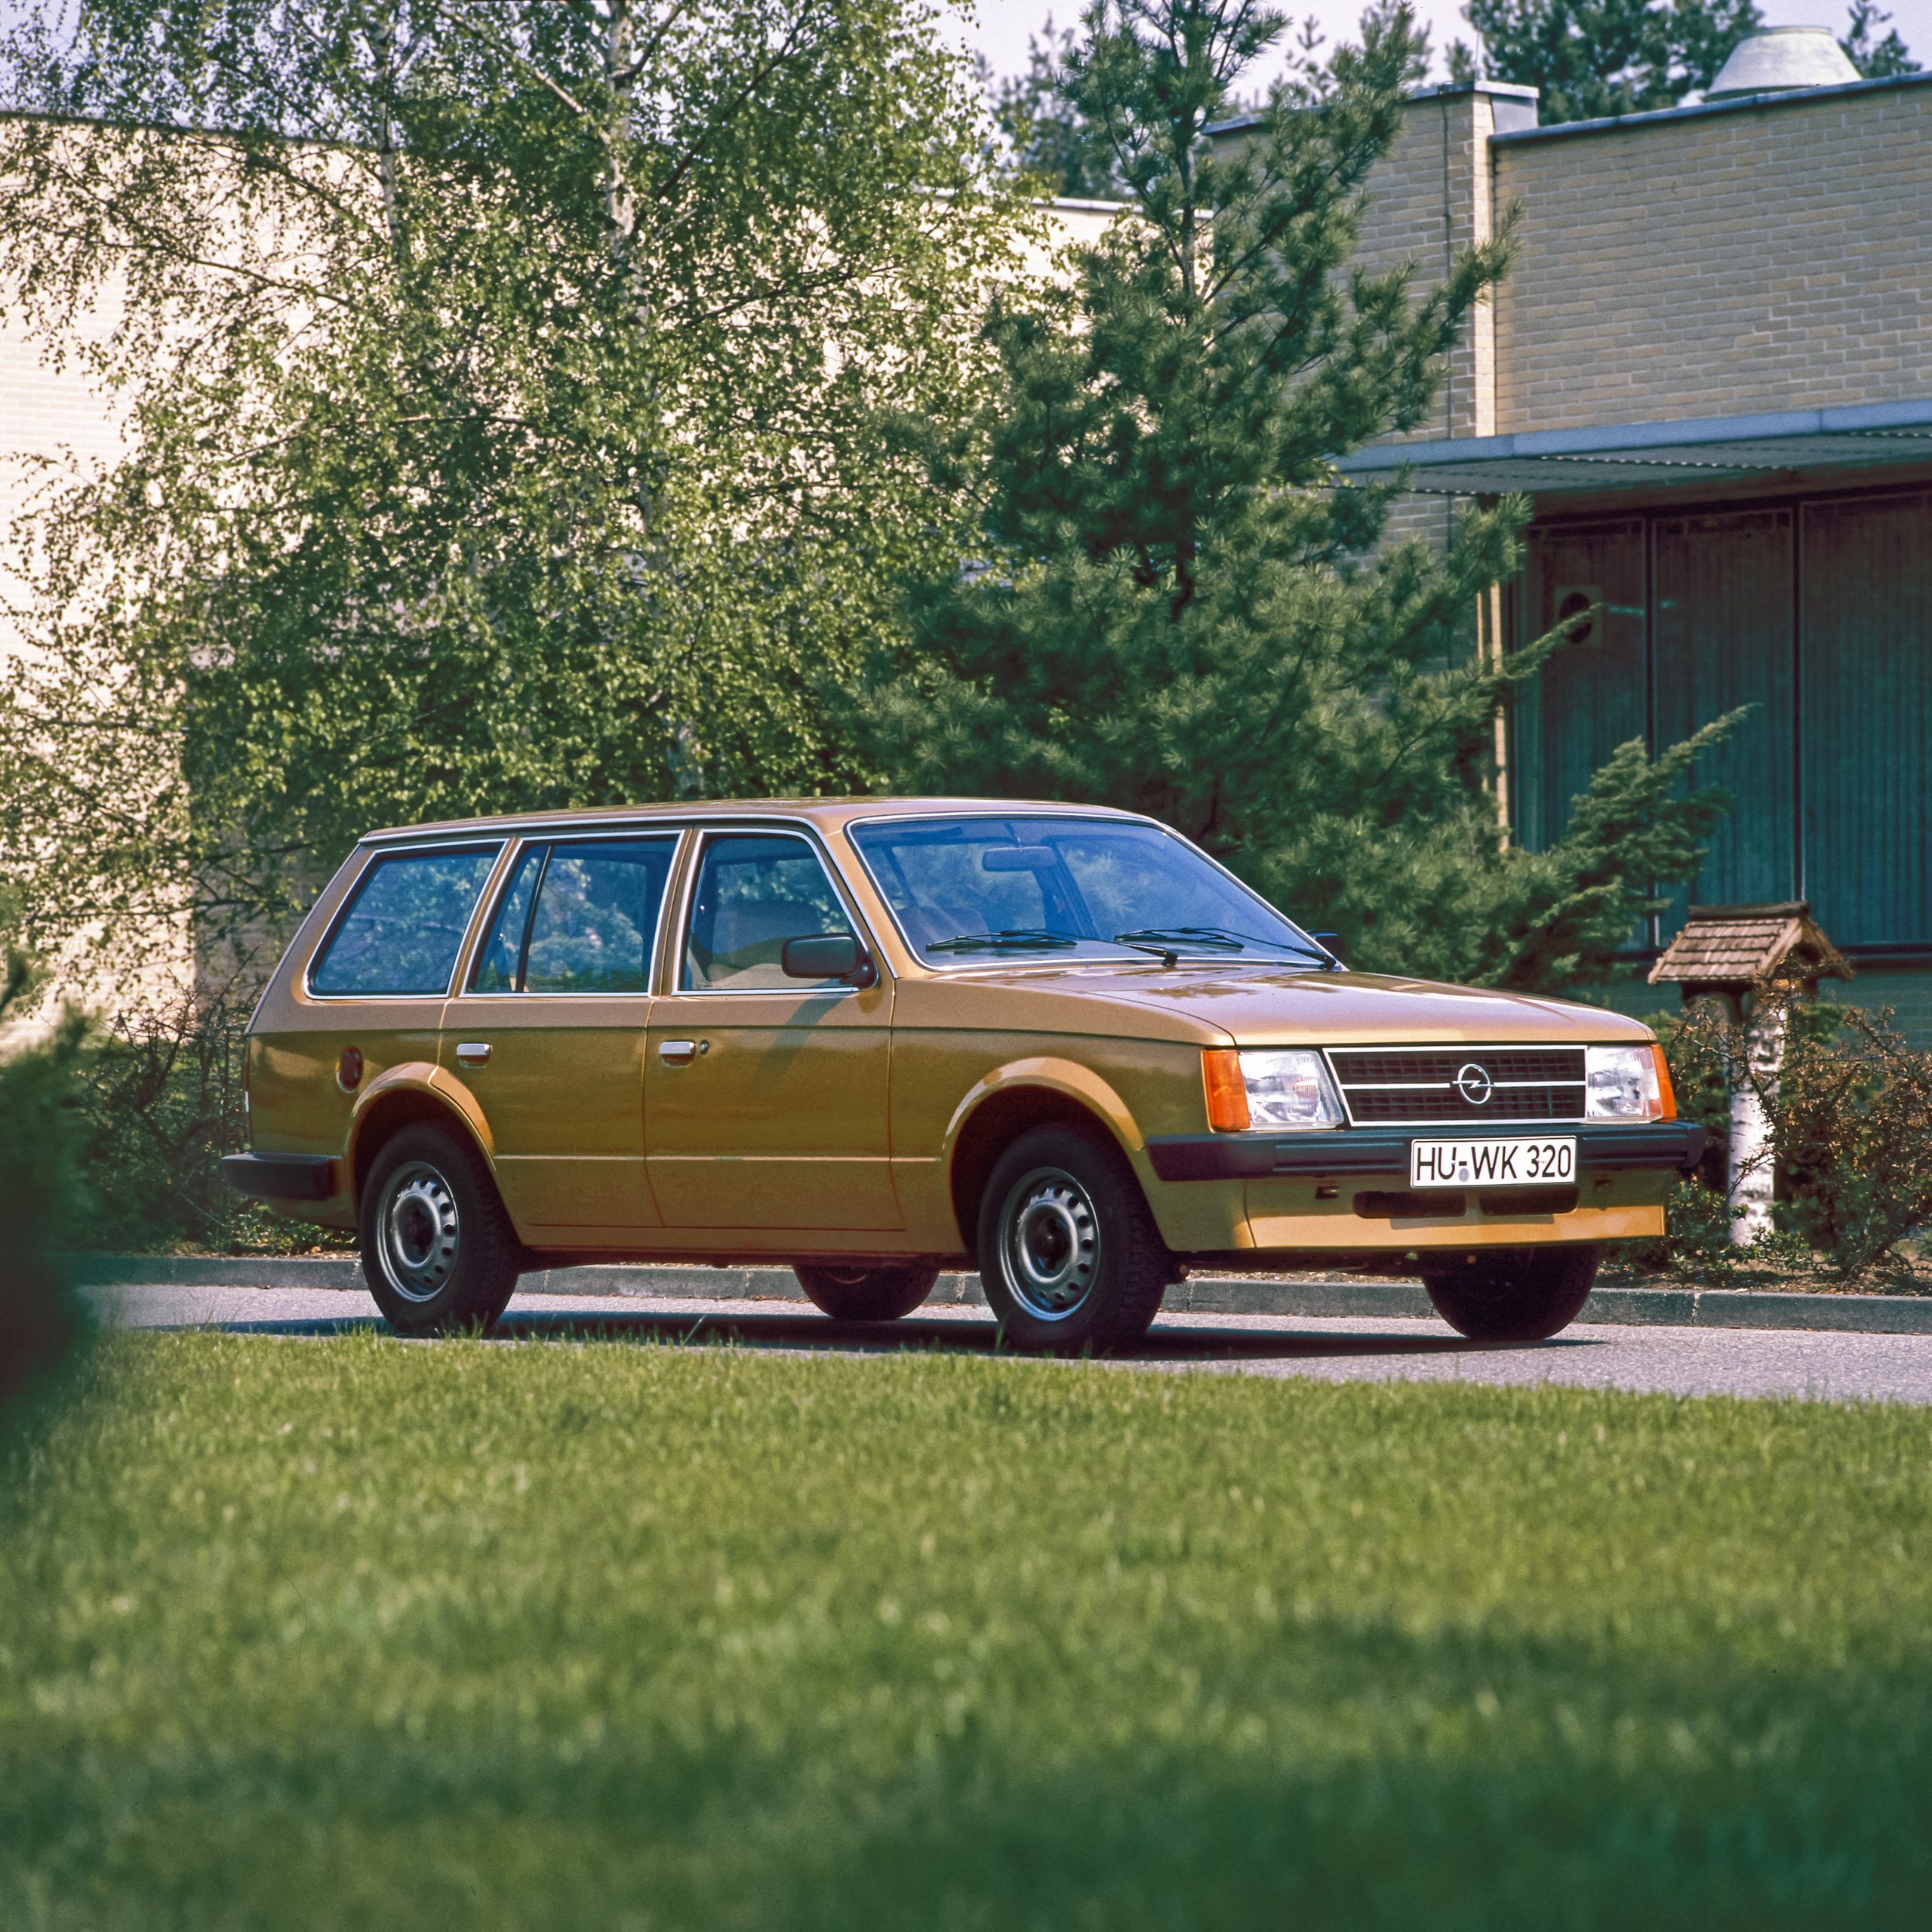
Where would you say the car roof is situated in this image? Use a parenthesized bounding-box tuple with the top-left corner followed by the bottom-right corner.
(359, 797, 1151, 844)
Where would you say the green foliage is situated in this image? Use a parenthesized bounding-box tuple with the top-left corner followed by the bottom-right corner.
(0, 942, 94, 1447)
(1451, 0, 1915, 122)
(8, 1337, 1932, 1924)
(1774, 1003, 1932, 1279)
(867, 0, 1735, 992)
(1637, 995, 1932, 1284)
(1450, 0, 1764, 122)
(0, 0, 1017, 966)
(69, 978, 352, 1255)
(1841, 0, 1917, 77)
(983, 14, 1128, 197)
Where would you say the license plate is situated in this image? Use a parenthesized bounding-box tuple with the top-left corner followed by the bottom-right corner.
(1410, 1136, 1576, 1189)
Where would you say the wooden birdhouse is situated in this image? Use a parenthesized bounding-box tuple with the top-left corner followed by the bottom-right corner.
(1647, 903, 1852, 1248)
(1647, 901, 1852, 1004)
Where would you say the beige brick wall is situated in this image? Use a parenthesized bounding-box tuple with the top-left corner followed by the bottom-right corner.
(0, 272, 125, 662)
(1352, 85, 1512, 444)
(1492, 82, 1932, 432)
(1343, 78, 1932, 546)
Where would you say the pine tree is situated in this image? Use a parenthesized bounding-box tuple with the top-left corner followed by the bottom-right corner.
(1449, 0, 1762, 123)
(985, 17, 1128, 198)
(864, 0, 1738, 995)
(1452, 0, 1915, 122)
(1841, 0, 1916, 77)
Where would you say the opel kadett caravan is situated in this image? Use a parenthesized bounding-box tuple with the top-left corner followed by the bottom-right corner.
(226, 800, 1701, 1351)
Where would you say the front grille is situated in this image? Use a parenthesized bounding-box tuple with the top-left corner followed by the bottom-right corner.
(1327, 1047, 1587, 1126)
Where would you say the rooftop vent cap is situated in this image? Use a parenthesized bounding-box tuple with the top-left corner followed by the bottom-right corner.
(1706, 26, 1861, 100)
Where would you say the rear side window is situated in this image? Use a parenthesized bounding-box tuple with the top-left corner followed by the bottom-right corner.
(309, 846, 501, 997)
(471, 838, 678, 994)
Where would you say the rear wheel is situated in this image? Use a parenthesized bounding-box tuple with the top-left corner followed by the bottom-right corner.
(794, 1263, 938, 1322)
(1421, 1244, 1600, 1342)
(360, 1122, 521, 1337)
(976, 1124, 1171, 1356)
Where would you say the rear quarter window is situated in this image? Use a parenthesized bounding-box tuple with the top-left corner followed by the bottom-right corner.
(309, 845, 501, 997)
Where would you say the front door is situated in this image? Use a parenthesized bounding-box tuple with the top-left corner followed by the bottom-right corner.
(645, 829, 900, 1232)
(441, 833, 680, 1235)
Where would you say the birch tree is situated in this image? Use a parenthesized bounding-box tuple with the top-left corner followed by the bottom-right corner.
(0, 0, 1015, 963)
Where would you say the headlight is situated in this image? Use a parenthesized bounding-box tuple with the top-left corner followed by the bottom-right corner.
(1203, 1049, 1344, 1131)
(1585, 1044, 1672, 1120)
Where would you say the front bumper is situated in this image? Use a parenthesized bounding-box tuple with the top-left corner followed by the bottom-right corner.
(1145, 1121, 1705, 1183)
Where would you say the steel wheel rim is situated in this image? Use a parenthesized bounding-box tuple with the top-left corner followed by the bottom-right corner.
(998, 1166, 1100, 1321)
(378, 1161, 460, 1304)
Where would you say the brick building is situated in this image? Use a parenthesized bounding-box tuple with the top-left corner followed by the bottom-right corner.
(1220, 39, 1932, 1033)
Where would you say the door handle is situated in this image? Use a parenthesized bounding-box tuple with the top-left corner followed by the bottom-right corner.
(659, 1038, 700, 1066)
(455, 1041, 491, 1067)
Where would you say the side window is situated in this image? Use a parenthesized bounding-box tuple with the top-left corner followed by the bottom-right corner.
(521, 839, 677, 994)
(309, 846, 500, 997)
(682, 834, 855, 991)
(470, 844, 547, 992)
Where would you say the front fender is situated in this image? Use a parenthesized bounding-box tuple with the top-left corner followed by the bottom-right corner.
(941, 1056, 1146, 1168)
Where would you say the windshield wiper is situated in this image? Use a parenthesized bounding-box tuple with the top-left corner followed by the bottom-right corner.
(928, 928, 1082, 953)
(1114, 925, 1337, 967)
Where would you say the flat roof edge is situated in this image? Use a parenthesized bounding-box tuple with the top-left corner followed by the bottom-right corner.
(1492, 66, 1932, 143)
(1340, 399, 1932, 472)
(1207, 78, 1540, 137)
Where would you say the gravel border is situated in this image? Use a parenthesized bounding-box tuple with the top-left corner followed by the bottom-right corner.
(66, 1256, 1932, 1334)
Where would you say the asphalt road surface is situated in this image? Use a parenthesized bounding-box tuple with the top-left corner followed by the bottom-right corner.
(95, 1284, 1932, 1407)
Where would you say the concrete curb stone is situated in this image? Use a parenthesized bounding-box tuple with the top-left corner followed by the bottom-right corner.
(69, 1255, 1932, 1334)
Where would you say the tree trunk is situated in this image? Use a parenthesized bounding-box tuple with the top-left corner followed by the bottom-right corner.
(1727, 995, 1783, 1246)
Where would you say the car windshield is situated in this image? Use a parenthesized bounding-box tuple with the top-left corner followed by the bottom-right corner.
(848, 815, 1332, 968)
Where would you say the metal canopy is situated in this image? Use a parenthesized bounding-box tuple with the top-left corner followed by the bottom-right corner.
(1336, 401, 1932, 495)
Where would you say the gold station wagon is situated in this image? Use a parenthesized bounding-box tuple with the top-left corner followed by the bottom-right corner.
(227, 799, 1703, 1352)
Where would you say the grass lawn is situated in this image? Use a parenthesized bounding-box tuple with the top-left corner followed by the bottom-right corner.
(3, 1334, 1930, 1930)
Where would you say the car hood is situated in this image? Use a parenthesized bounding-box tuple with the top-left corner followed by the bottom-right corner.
(915, 961, 1654, 1047)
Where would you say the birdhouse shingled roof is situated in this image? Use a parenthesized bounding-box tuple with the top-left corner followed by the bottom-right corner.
(1647, 901, 1853, 989)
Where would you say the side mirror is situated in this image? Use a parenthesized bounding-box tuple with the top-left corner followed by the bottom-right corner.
(781, 932, 873, 986)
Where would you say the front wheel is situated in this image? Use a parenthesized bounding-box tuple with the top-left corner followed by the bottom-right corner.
(1421, 1244, 1600, 1342)
(976, 1124, 1172, 1356)
(794, 1263, 938, 1322)
(360, 1122, 521, 1337)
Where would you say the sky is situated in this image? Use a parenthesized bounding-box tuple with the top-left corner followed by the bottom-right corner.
(949, 0, 1932, 88)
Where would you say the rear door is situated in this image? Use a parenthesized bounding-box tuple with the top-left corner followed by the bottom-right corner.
(440, 832, 681, 1236)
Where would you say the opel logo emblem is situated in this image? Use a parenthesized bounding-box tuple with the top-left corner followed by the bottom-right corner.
(1455, 1062, 1494, 1106)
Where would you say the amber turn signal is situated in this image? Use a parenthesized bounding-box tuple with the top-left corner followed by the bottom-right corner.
(1202, 1049, 1251, 1133)
(1651, 1042, 1677, 1121)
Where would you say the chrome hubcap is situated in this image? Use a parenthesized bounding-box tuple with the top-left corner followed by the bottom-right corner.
(999, 1168, 1100, 1321)
(379, 1161, 460, 1304)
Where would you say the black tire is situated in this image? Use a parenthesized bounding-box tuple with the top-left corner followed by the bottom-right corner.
(975, 1124, 1172, 1356)
(794, 1263, 939, 1323)
(359, 1122, 521, 1337)
(1421, 1244, 1601, 1343)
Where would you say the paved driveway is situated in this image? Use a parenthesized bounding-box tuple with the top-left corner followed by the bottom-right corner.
(95, 1284, 1932, 1407)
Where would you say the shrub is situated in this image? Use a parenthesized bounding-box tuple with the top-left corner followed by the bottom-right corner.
(71, 975, 349, 1256)
(0, 946, 93, 1448)
(1774, 1004, 1932, 1281)
(1636, 993, 1932, 1284)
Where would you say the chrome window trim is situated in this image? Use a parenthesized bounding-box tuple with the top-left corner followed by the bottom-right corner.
(843, 809, 1327, 974)
(455, 829, 685, 1000)
(664, 825, 879, 1000)
(302, 838, 508, 1004)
